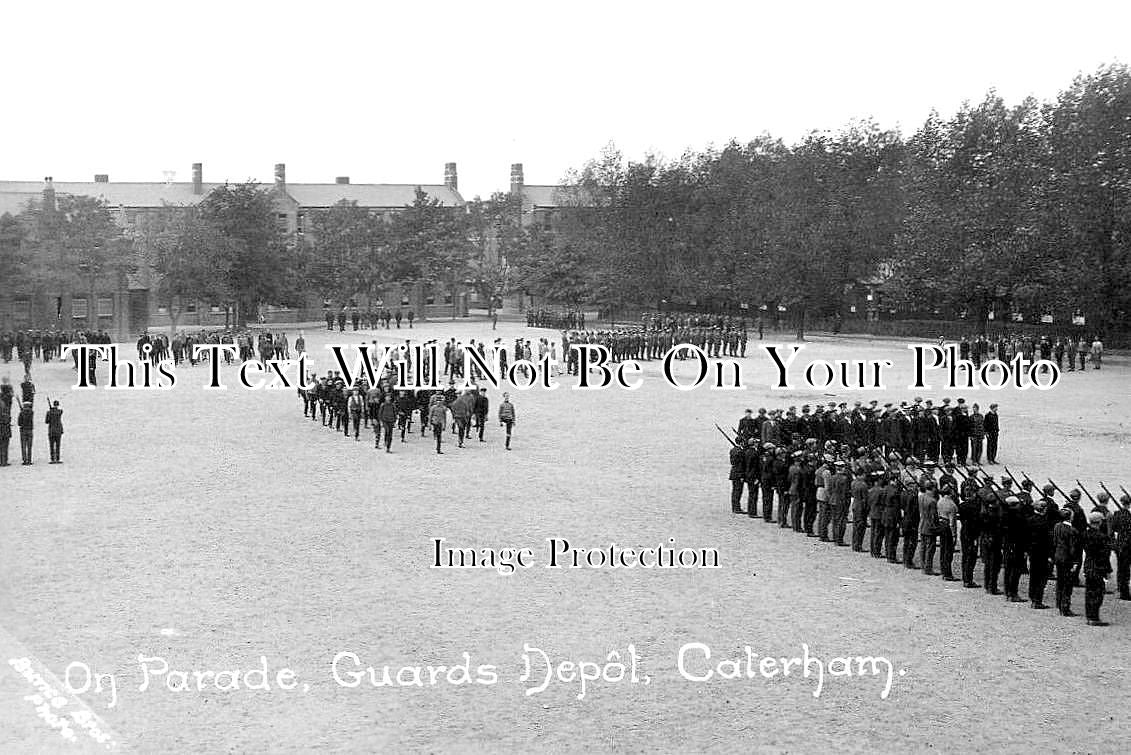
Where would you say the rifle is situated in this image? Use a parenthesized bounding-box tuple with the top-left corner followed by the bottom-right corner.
(715, 423, 737, 448)
(1003, 466, 1023, 489)
(1121, 485, 1130, 500)
(1076, 480, 1098, 507)
(1099, 481, 1116, 502)
(1046, 478, 1070, 501)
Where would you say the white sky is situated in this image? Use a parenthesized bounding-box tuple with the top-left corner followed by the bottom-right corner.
(4, 0, 1128, 199)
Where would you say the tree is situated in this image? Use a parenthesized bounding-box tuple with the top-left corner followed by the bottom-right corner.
(21, 194, 133, 331)
(304, 200, 388, 313)
(140, 206, 235, 335)
(465, 191, 526, 316)
(197, 182, 299, 326)
(387, 188, 474, 319)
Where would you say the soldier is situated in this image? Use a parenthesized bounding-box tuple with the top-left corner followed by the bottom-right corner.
(1000, 492, 1030, 603)
(1064, 490, 1088, 585)
(1052, 508, 1079, 616)
(498, 392, 516, 450)
(827, 462, 849, 544)
(979, 476, 1004, 594)
(783, 451, 802, 529)
(743, 437, 761, 518)
(737, 409, 756, 440)
(900, 473, 920, 568)
(375, 395, 396, 453)
(1111, 493, 1131, 601)
(1026, 495, 1053, 609)
(395, 390, 416, 442)
(428, 395, 449, 454)
(348, 389, 365, 441)
(937, 483, 959, 580)
(473, 388, 490, 442)
(0, 376, 11, 467)
(45, 400, 63, 463)
(957, 473, 982, 587)
(1082, 512, 1113, 625)
(882, 477, 903, 562)
(850, 469, 870, 552)
(983, 403, 1000, 464)
(760, 444, 778, 523)
(17, 397, 34, 465)
(918, 481, 939, 574)
(728, 440, 747, 514)
(968, 404, 985, 464)
(407, 310, 415, 329)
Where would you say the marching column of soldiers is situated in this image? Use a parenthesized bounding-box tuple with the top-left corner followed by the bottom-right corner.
(723, 399, 1129, 627)
(296, 338, 518, 455)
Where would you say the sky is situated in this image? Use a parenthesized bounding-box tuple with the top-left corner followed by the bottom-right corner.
(3, 0, 1129, 200)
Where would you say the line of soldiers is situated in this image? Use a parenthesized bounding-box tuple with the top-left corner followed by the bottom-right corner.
(1, 329, 112, 369)
(725, 414, 1128, 626)
(528, 309, 586, 330)
(325, 308, 414, 332)
(950, 332, 1104, 371)
(737, 399, 1001, 466)
(0, 373, 64, 466)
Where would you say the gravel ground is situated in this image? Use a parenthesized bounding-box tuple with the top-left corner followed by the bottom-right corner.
(1, 323, 1128, 753)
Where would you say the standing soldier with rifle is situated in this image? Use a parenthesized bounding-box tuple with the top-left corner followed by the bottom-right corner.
(1052, 506, 1079, 616)
(1082, 512, 1113, 626)
(727, 429, 746, 515)
(1109, 486, 1131, 601)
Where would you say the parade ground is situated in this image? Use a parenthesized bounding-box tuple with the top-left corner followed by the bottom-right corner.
(1, 320, 1129, 752)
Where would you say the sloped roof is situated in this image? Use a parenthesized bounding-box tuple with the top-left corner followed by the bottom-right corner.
(284, 183, 463, 208)
(0, 180, 465, 212)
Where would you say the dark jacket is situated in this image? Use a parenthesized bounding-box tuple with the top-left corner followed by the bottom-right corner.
(45, 407, 63, 436)
(983, 411, 999, 435)
(18, 405, 34, 432)
(1052, 521, 1078, 564)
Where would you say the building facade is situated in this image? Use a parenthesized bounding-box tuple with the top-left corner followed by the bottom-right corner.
(0, 163, 468, 337)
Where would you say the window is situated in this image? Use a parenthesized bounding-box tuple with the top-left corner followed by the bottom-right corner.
(276, 213, 289, 230)
(426, 292, 435, 305)
(72, 298, 88, 319)
(210, 304, 221, 313)
(97, 297, 114, 317)
(400, 295, 410, 306)
(186, 301, 197, 314)
(157, 305, 168, 314)
(443, 291, 453, 305)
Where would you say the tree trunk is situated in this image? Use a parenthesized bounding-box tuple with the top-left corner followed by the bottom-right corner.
(796, 306, 806, 342)
(168, 298, 182, 338)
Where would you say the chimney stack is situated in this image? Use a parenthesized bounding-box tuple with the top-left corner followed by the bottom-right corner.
(43, 177, 56, 211)
(94, 174, 109, 183)
(444, 162, 458, 191)
(510, 163, 524, 196)
(192, 163, 203, 195)
(274, 163, 286, 191)
(335, 176, 350, 184)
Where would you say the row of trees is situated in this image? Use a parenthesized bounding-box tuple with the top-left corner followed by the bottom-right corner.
(510, 64, 1131, 337)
